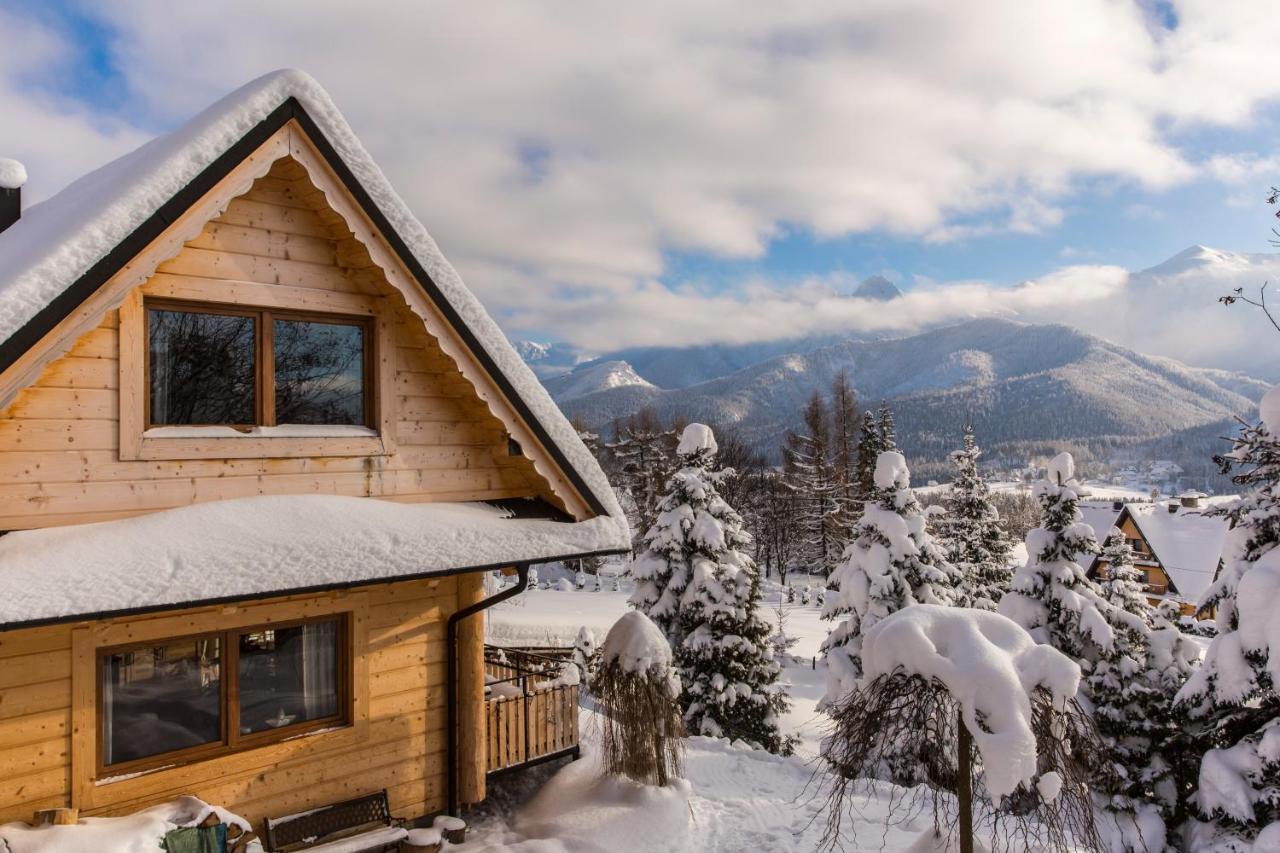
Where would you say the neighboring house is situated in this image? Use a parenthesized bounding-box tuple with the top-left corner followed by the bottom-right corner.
(1089, 494, 1228, 616)
(0, 71, 629, 831)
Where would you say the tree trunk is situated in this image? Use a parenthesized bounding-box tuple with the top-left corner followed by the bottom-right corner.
(957, 712, 974, 853)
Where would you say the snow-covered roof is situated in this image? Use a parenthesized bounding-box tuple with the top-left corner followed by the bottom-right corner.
(0, 495, 626, 630)
(1126, 503, 1227, 603)
(0, 69, 624, 528)
(1075, 500, 1123, 570)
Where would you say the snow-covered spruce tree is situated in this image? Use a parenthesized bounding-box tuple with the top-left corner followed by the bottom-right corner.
(939, 426, 1014, 610)
(854, 411, 883, 502)
(1175, 389, 1280, 849)
(998, 453, 1165, 848)
(822, 451, 961, 705)
(1098, 528, 1153, 626)
(630, 423, 790, 752)
(877, 403, 898, 452)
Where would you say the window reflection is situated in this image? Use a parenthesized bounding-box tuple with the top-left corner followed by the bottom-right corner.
(101, 638, 222, 766)
(238, 621, 340, 735)
(148, 309, 255, 425)
(273, 319, 365, 425)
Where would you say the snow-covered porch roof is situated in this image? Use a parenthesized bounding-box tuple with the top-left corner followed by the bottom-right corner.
(0, 494, 629, 631)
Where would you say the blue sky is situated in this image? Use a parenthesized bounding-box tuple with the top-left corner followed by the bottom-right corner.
(3, 1, 1280, 356)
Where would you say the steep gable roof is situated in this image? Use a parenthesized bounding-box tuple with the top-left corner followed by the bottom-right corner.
(1116, 502, 1226, 604)
(0, 70, 625, 534)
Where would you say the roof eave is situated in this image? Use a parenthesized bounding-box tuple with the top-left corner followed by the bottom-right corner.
(0, 544, 630, 634)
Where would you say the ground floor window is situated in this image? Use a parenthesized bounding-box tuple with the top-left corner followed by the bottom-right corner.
(99, 616, 348, 773)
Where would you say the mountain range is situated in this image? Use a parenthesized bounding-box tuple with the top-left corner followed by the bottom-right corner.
(517, 247, 1276, 481)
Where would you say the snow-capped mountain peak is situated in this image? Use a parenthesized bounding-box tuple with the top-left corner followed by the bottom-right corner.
(542, 360, 655, 401)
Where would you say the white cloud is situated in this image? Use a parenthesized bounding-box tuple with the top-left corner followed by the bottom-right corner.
(0, 10, 149, 204)
(4, 1, 1280, 354)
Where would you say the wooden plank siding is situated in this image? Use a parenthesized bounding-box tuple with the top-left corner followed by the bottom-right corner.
(0, 577, 471, 829)
(0, 156, 552, 530)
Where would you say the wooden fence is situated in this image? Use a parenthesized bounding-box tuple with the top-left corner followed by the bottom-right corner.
(484, 645, 580, 775)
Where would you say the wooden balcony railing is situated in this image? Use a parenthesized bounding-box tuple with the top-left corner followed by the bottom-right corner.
(483, 645, 580, 776)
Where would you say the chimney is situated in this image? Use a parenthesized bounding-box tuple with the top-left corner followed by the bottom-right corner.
(1167, 501, 1179, 514)
(1112, 500, 1123, 511)
(1180, 492, 1205, 509)
(0, 158, 27, 234)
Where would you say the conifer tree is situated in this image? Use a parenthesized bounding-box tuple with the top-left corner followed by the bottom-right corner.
(785, 393, 839, 574)
(1175, 395, 1280, 849)
(1098, 528, 1152, 625)
(823, 451, 961, 704)
(878, 403, 898, 452)
(854, 411, 883, 501)
(633, 424, 791, 752)
(999, 453, 1167, 848)
(939, 426, 1013, 610)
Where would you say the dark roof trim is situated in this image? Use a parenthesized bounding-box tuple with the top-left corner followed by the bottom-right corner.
(0, 545, 628, 634)
(0, 97, 608, 518)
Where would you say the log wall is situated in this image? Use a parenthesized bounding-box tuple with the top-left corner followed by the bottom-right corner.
(0, 576, 477, 829)
(0, 156, 553, 530)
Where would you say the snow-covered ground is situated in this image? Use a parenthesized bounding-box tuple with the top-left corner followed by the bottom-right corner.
(461, 714, 951, 853)
(480, 579, 1056, 851)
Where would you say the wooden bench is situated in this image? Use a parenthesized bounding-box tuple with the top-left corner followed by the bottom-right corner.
(262, 790, 407, 852)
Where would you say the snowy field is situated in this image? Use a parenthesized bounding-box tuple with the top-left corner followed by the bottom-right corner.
(479, 579, 1058, 852)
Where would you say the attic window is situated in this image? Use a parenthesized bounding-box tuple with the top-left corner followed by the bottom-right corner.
(146, 301, 372, 429)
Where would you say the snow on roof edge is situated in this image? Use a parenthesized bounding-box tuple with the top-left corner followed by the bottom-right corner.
(0, 495, 629, 630)
(0, 69, 624, 528)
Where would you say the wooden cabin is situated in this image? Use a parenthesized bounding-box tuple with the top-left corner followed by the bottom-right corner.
(1088, 496, 1226, 616)
(0, 70, 629, 835)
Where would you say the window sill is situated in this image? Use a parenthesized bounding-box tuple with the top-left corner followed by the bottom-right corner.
(129, 426, 390, 460)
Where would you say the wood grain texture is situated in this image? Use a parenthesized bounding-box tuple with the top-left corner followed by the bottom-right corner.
(0, 578, 469, 828)
(0, 156, 553, 529)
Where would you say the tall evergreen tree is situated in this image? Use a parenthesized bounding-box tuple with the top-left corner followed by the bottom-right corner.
(999, 453, 1167, 848)
(823, 451, 961, 703)
(1098, 528, 1152, 625)
(939, 426, 1013, 610)
(1175, 399, 1280, 849)
(854, 411, 883, 502)
(877, 403, 898, 452)
(632, 424, 791, 753)
(784, 393, 839, 574)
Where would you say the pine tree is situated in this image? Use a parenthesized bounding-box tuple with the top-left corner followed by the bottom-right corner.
(1174, 402, 1280, 849)
(1088, 529, 1171, 839)
(998, 452, 1122, 660)
(939, 426, 1013, 610)
(784, 393, 839, 574)
(878, 403, 898, 452)
(634, 424, 792, 752)
(823, 451, 961, 704)
(854, 411, 883, 502)
(999, 453, 1167, 847)
(1098, 528, 1152, 625)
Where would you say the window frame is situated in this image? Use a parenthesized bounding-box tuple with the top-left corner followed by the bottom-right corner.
(95, 614, 353, 777)
(143, 298, 376, 431)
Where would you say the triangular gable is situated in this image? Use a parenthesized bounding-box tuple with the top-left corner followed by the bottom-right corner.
(0, 70, 623, 530)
